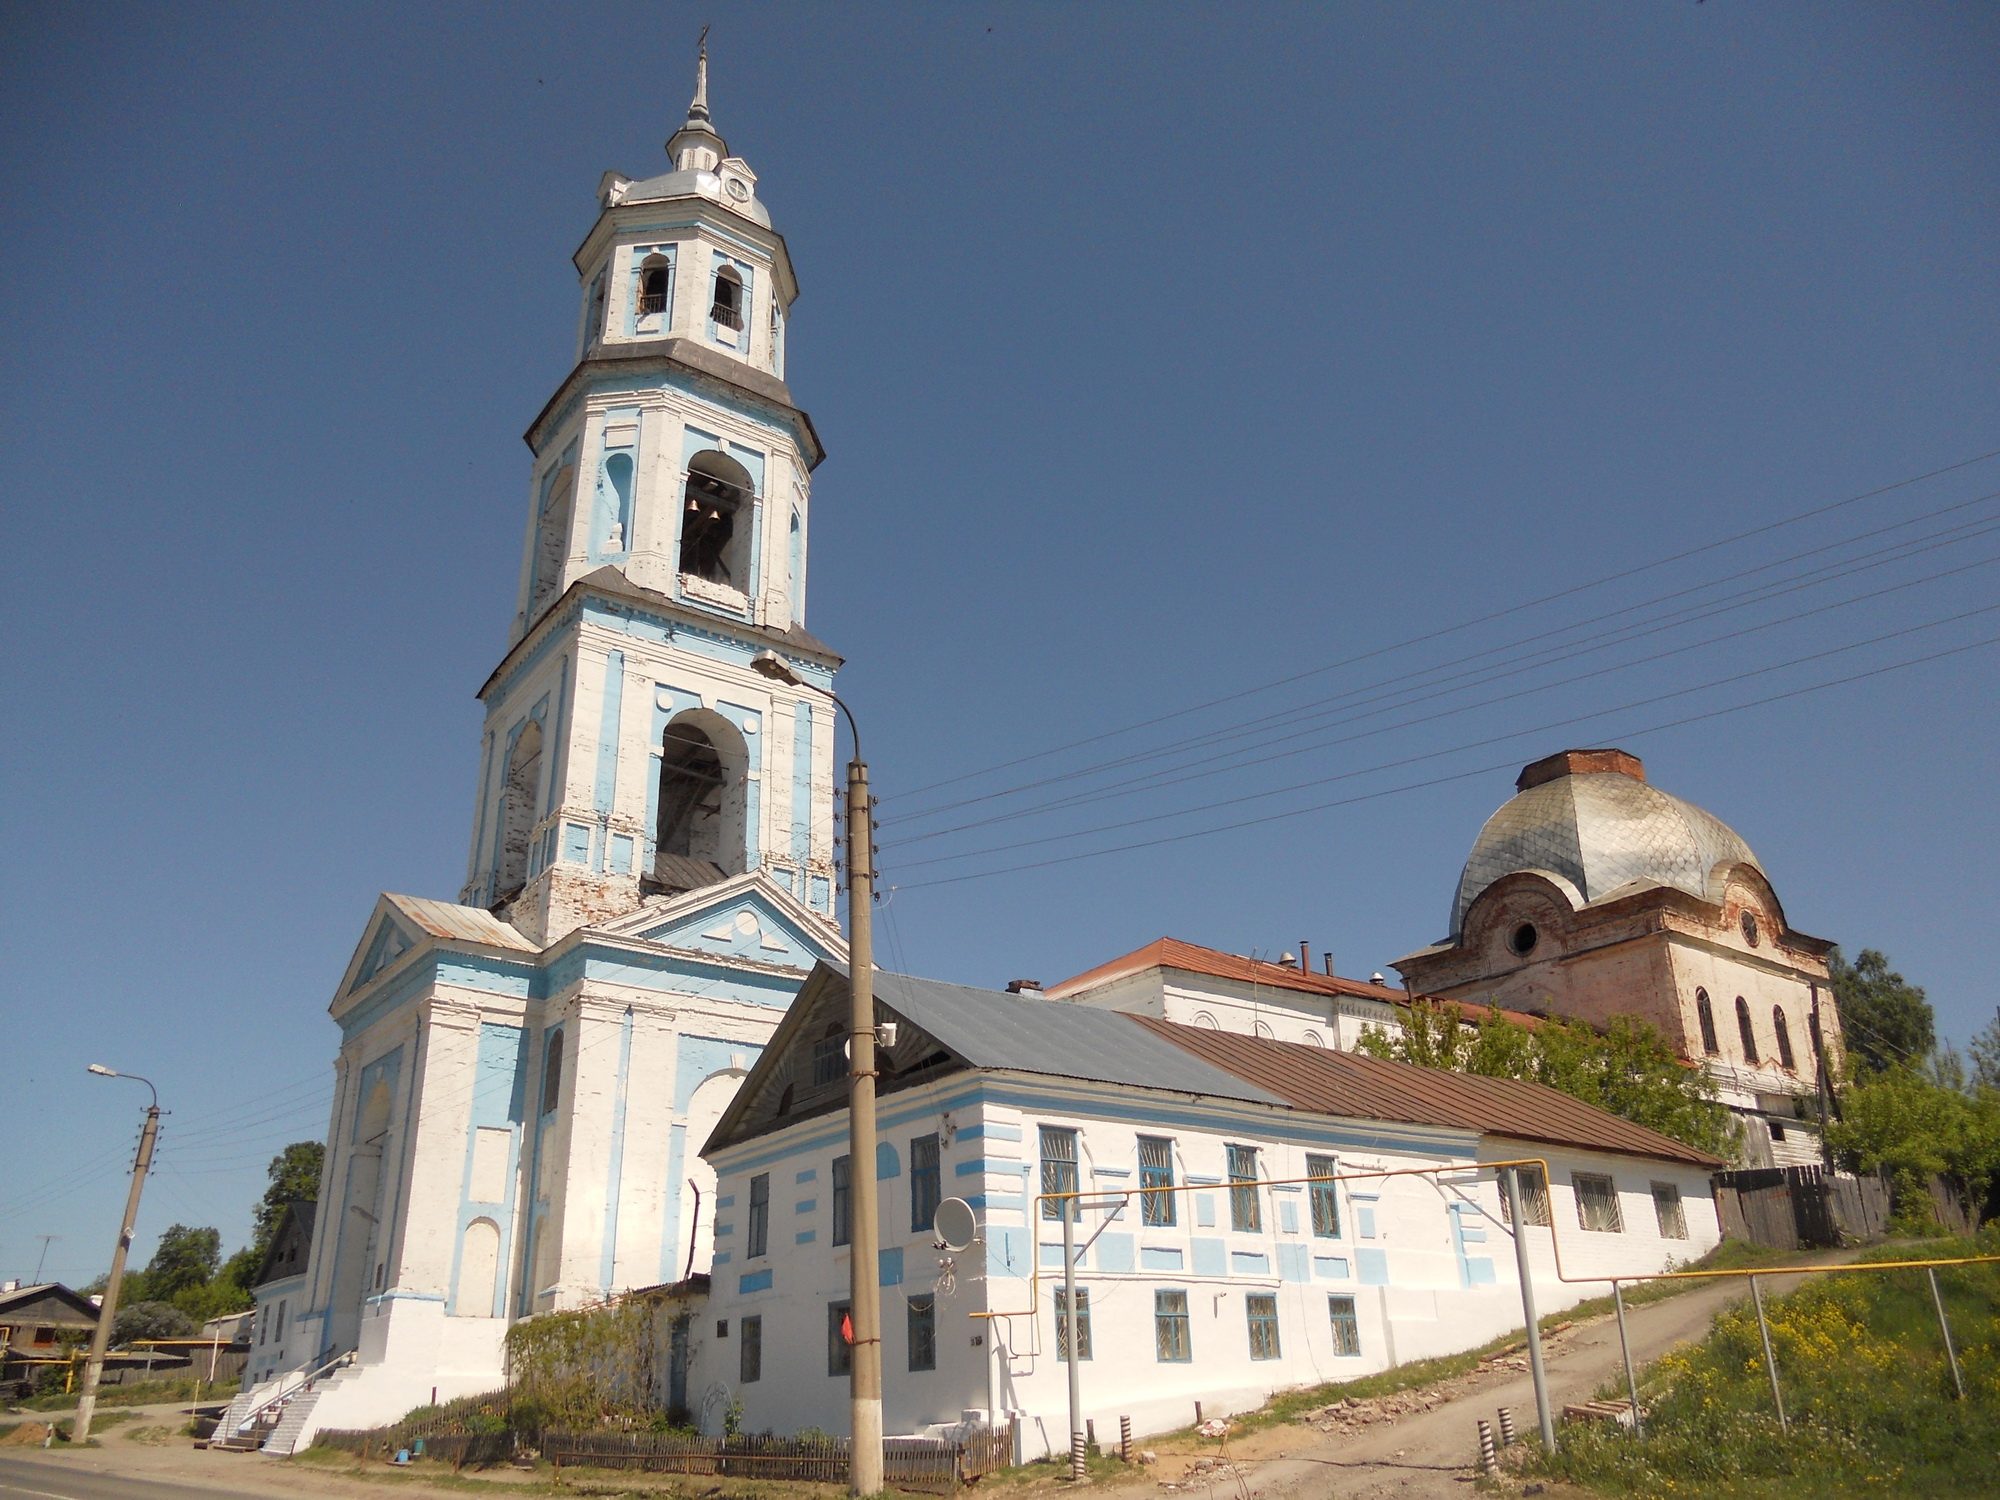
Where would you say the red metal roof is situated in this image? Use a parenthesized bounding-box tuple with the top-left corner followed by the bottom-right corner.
(1127, 1014, 1721, 1167)
(1047, 936, 1545, 1030)
(1047, 937, 1408, 1003)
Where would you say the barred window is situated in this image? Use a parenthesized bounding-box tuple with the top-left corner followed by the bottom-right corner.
(1498, 1165, 1552, 1227)
(1139, 1136, 1176, 1226)
(831, 1155, 852, 1247)
(1054, 1286, 1091, 1361)
(910, 1134, 941, 1233)
(1306, 1153, 1341, 1238)
(907, 1294, 937, 1372)
(1228, 1144, 1262, 1233)
(1651, 1182, 1688, 1240)
(1154, 1289, 1191, 1362)
(1245, 1293, 1281, 1360)
(746, 1173, 770, 1259)
(1041, 1126, 1079, 1221)
(1327, 1295, 1362, 1357)
(1574, 1172, 1625, 1233)
(739, 1315, 762, 1383)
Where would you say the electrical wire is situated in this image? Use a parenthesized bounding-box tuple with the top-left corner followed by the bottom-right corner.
(885, 490, 2000, 826)
(885, 542, 2000, 849)
(881, 447, 2000, 804)
(891, 624, 2000, 888)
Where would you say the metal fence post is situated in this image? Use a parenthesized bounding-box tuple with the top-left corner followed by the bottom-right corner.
(1612, 1282, 1643, 1439)
(1476, 1419, 1498, 1474)
(1926, 1267, 1965, 1400)
(1503, 1167, 1557, 1451)
(1748, 1275, 1787, 1431)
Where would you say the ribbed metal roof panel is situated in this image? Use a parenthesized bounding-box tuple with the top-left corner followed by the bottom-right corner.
(869, 969, 1289, 1106)
(386, 894, 539, 952)
(1129, 1015, 1720, 1167)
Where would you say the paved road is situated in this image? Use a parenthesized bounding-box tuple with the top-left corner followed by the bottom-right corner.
(0, 1455, 299, 1500)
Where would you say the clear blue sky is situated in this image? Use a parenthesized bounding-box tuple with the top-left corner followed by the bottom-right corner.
(3, 3, 1995, 1285)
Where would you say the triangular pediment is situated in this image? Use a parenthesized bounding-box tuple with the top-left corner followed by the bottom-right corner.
(333, 893, 537, 1003)
(596, 869, 844, 971)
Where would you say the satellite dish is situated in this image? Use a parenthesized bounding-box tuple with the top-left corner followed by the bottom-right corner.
(933, 1197, 979, 1252)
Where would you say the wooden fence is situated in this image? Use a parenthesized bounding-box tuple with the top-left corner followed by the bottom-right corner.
(315, 1424, 1013, 1492)
(1713, 1166, 1893, 1250)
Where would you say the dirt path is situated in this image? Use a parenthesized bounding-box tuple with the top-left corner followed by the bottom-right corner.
(1105, 1256, 1856, 1500)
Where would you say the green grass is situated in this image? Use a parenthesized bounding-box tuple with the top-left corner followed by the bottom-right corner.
(1175, 1238, 1803, 1439)
(19, 1374, 239, 1411)
(1523, 1228, 2000, 1498)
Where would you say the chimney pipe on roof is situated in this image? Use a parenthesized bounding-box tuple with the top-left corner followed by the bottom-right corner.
(1299, 941, 1310, 972)
(1005, 979, 1043, 995)
(1323, 953, 1334, 976)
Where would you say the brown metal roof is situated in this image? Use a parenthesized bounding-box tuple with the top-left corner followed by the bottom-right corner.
(1128, 1014, 1721, 1167)
(1048, 937, 1410, 1003)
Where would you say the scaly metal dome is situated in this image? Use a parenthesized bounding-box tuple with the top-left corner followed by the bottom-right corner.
(1450, 750, 1759, 938)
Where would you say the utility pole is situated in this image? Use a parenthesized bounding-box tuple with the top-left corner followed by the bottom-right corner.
(1502, 1166, 1556, 1452)
(753, 651, 881, 1495)
(74, 1066, 160, 1445)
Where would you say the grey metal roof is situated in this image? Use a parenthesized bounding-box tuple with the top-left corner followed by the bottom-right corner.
(868, 968, 1290, 1106)
(1452, 771, 1759, 936)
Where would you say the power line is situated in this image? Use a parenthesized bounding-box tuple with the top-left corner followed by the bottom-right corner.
(887, 489, 2000, 827)
(881, 447, 2000, 804)
(892, 625, 2000, 889)
(885, 541, 2000, 848)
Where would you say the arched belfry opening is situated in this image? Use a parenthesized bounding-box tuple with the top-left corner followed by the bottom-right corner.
(679, 450, 754, 588)
(494, 719, 544, 904)
(648, 709, 749, 893)
(528, 463, 577, 624)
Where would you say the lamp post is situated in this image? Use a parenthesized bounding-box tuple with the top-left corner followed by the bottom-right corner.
(752, 651, 881, 1495)
(74, 1065, 160, 1445)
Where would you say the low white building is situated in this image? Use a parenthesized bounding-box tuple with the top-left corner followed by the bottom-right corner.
(695, 964, 1723, 1449)
(245, 1204, 314, 1389)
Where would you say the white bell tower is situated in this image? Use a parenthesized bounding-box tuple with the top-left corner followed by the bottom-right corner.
(461, 41, 838, 944)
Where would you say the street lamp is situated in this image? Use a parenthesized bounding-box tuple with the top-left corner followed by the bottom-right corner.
(751, 651, 883, 1495)
(74, 1066, 161, 1445)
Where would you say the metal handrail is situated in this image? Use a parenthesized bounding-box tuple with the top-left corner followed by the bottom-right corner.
(232, 1348, 353, 1427)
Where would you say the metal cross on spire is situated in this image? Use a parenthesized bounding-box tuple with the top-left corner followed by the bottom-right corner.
(690, 25, 711, 122)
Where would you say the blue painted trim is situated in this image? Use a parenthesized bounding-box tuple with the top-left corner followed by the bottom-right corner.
(957, 1123, 1022, 1142)
(738, 1269, 772, 1295)
(594, 650, 625, 814)
(599, 1008, 636, 1291)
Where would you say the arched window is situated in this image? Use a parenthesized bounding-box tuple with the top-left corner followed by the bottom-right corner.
(495, 720, 544, 902)
(1300, 1031, 1326, 1049)
(656, 721, 726, 859)
(1773, 1007, 1796, 1070)
(1695, 989, 1719, 1055)
(637, 257, 671, 318)
(710, 264, 745, 331)
(540, 1028, 564, 1115)
(679, 450, 753, 585)
(528, 463, 577, 623)
(1191, 1011, 1219, 1031)
(1735, 996, 1759, 1065)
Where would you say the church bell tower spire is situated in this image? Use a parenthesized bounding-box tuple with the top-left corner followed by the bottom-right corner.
(459, 49, 838, 944)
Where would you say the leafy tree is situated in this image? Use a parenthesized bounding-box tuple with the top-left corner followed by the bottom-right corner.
(112, 1300, 194, 1345)
(1825, 1067, 2000, 1231)
(253, 1141, 324, 1254)
(1970, 1011, 2000, 1092)
(1356, 1001, 1739, 1158)
(141, 1224, 220, 1302)
(1829, 947, 1935, 1075)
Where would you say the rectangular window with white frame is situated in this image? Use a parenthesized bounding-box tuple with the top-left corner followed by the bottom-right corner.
(1574, 1172, 1625, 1233)
(1651, 1181, 1688, 1239)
